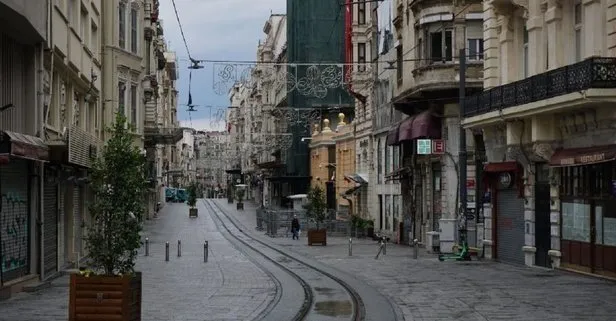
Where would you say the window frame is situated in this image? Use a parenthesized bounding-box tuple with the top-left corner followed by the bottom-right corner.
(358, 0, 366, 25)
(429, 29, 454, 63)
(467, 38, 484, 61)
(358, 42, 366, 72)
(130, 7, 138, 54)
(118, 2, 126, 49)
(118, 80, 126, 114)
(130, 84, 138, 127)
(574, 1, 583, 62)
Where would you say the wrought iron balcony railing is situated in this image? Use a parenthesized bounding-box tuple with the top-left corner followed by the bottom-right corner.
(464, 57, 616, 118)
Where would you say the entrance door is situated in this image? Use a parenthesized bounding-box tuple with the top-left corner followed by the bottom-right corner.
(378, 195, 383, 230)
(535, 163, 551, 267)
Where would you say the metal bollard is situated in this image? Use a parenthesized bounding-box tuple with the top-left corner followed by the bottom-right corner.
(145, 238, 149, 256)
(165, 242, 169, 261)
(204, 241, 209, 263)
(348, 238, 352, 256)
(177, 240, 182, 257)
(413, 239, 419, 259)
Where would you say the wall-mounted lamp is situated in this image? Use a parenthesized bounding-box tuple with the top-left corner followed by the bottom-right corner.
(318, 162, 336, 168)
(300, 137, 312, 142)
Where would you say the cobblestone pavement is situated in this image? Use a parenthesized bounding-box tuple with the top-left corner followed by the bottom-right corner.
(0, 201, 278, 321)
(215, 199, 616, 321)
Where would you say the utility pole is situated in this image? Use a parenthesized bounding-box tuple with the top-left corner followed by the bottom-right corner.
(458, 48, 467, 245)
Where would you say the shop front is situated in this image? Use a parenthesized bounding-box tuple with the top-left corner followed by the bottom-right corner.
(550, 145, 616, 277)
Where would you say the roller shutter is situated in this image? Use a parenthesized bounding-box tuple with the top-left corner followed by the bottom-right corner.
(43, 168, 58, 278)
(496, 188, 525, 265)
(0, 159, 30, 282)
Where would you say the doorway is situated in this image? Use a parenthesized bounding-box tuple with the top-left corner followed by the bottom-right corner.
(535, 163, 552, 267)
(378, 195, 383, 230)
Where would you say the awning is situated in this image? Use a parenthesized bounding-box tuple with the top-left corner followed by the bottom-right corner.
(344, 173, 368, 185)
(398, 110, 441, 143)
(341, 185, 362, 196)
(549, 145, 616, 167)
(386, 123, 400, 146)
(0, 130, 49, 161)
(484, 161, 519, 173)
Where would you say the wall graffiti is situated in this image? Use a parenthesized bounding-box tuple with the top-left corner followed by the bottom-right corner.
(1, 191, 28, 280)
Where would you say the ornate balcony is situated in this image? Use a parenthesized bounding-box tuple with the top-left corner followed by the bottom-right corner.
(463, 57, 616, 121)
(144, 127, 184, 146)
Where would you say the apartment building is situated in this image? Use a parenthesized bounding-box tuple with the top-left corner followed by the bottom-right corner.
(462, 0, 616, 276)
(371, 26, 406, 240)
(348, 0, 376, 220)
(387, 0, 484, 250)
(0, 0, 48, 293)
(194, 130, 229, 197)
(42, 0, 105, 282)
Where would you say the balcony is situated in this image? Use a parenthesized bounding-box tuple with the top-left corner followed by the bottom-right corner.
(463, 57, 616, 126)
(144, 127, 184, 146)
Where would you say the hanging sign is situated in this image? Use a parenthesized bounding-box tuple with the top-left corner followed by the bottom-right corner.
(417, 139, 432, 155)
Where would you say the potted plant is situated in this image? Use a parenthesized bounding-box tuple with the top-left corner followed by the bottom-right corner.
(236, 187, 245, 210)
(187, 182, 198, 218)
(304, 185, 327, 246)
(69, 113, 145, 321)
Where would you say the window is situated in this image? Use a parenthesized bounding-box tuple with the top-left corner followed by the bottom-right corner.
(358, 0, 366, 25)
(396, 44, 402, 83)
(130, 84, 137, 127)
(91, 22, 98, 55)
(377, 139, 383, 184)
(430, 30, 453, 62)
(130, 7, 138, 53)
(80, 7, 88, 43)
(523, 28, 529, 77)
(384, 146, 390, 181)
(68, 0, 76, 24)
(358, 42, 366, 72)
(574, 2, 582, 62)
(118, 81, 126, 113)
(393, 145, 399, 170)
(467, 39, 484, 61)
(119, 2, 126, 49)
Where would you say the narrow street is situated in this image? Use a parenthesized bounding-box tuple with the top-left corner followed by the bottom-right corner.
(0, 200, 615, 321)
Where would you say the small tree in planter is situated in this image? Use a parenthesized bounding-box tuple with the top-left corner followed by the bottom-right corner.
(187, 182, 198, 218)
(236, 187, 245, 210)
(304, 185, 327, 246)
(69, 113, 145, 321)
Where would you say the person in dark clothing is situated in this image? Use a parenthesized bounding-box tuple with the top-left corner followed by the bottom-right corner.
(291, 215, 300, 240)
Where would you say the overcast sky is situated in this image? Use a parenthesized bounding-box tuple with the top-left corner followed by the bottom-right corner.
(158, 0, 286, 131)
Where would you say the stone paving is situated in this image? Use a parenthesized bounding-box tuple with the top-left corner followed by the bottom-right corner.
(0, 201, 277, 321)
(215, 199, 616, 321)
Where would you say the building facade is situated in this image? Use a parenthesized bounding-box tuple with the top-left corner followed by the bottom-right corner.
(462, 0, 616, 276)
(195, 130, 229, 197)
(0, 0, 49, 292)
(388, 0, 484, 250)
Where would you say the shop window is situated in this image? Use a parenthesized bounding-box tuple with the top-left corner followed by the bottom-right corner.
(561, 201, 591, 242)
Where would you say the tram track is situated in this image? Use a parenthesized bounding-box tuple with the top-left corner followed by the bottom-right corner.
(204, 199, 365, 321)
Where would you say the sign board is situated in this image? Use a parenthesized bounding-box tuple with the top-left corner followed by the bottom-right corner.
(432, 139, 445, 154)
(417, 139, 432, 155)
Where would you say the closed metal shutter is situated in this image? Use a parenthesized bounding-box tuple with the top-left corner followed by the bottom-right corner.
(496, 188, 525, 265)
(0, 160, 30, 282)
(73, 185, 82, 258)
(43, 169, 58, 278)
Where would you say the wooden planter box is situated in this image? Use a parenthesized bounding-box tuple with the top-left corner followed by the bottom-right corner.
(69, 272, 142, 321)
(189, 208, 198, 218)
(307, 229, 327, 246)
(237, 202, 244, 210)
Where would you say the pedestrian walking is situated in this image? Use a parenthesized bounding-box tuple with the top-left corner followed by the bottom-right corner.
(291, 215, 300, 240)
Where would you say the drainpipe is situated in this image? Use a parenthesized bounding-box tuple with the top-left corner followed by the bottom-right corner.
(37, 41, 46, 280)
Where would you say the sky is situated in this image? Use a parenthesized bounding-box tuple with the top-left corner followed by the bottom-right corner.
(158, 0, 286, 131)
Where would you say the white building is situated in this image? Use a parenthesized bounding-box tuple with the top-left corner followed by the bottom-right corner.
(462, 0, 616, 275)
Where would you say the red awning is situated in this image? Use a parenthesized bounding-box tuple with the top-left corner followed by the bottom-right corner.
(386, 123, 400, 146)
(0, 130, 49, 161)
(398, 110, 441, 142)
(549, 145, 616, 167)
(484, 161, 519, 173)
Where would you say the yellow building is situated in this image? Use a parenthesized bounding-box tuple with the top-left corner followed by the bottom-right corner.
(309, 114, 357, 216)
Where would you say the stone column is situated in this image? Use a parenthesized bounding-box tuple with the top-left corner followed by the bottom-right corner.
(583, 0, 603, 58)
(545, 0, 563, 70)
(484, 1, 501, 88)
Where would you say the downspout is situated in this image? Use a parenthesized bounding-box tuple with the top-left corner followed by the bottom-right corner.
(37, 41, 45, 280)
